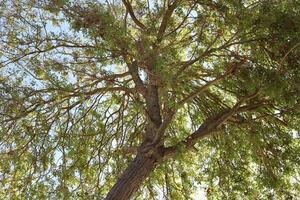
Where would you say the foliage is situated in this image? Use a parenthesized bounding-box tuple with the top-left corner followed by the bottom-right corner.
(0, 0, 300, 199)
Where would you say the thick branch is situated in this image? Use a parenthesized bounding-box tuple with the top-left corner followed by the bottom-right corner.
(163, 91, 260, 157)
(157, 0, 181, 42)
(144, 85, 162, 140)
(147, 67, 233, 146)
(127, 60, 146, 95)
(122, 0, 147, 31)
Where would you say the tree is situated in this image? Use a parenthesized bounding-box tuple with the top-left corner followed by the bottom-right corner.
(1, 0, 300, 199)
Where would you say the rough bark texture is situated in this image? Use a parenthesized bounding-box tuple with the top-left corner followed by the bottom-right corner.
(105, 83, 163, 200)
(104, 152, 158, 200)
(105, 37, 166, 199)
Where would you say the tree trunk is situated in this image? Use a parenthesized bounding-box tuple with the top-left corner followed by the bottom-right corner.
(105, 152, 158, 200)
(105, 76, 163, 199)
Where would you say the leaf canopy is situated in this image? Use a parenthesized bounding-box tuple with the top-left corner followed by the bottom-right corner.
(0, 0, 300, 199)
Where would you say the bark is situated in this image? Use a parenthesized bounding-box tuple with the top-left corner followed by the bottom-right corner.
(104, 92, 259, 199)
(105, 151, 158, 200)
(107, 55, 163, 199)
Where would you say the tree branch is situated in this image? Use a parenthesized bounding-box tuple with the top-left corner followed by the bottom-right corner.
(127, 60, 146, 95)
(175, 37, 260, 77)
(178, 74, 228, 106)
(163, 91, 260, 158)
(122, 0, 147, 31)
(157, 0, 181, 42)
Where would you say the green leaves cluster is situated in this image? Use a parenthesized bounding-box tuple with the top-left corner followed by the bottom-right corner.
(1, 0, 300, 199)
